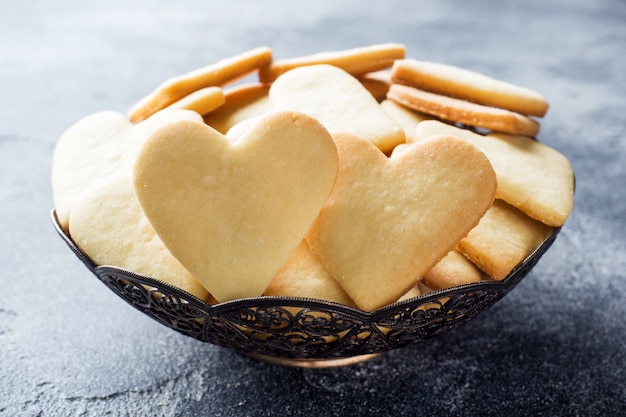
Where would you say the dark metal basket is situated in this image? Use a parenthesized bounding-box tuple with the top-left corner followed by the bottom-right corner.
(51, 210, 560, 366)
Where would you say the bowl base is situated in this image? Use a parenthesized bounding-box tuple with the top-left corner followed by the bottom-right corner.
(246, 353, 383, 368)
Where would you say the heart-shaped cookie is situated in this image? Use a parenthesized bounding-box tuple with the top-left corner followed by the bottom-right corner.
(269, 64, 405, 153)
(414, 120, 574, 227)
(264, 240, 356, 308)
(69, 174, 211, 301)
(306, 133, 497, 311)
(51, 109, 202, 231)
(133, 111, 339, 302)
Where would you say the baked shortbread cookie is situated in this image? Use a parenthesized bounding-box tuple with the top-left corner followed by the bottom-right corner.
(51, 109, 202, 231)
(306, 133, 497, 311)
(164, 86, 225, 116)
(224, 116, 262, 141)
(391, 59, 549, 117)
(414, 120, 574, 227)
(264, 241, 357, 307)
(270, 64, 405, 153)
(422, 250, 484, 291)
(389, 143, 411, 157)
(388, 84, 540, 136)
(203, 83, 272, 134)
(358, 70, 393, 102)
(133, 111, 338, 303)
(397, 286, 422, 302)
(128, 46, 272, 123)
(259, 43, 405, 83)
(69, 174, 211, 301)
(457, 199, 555, 279)
(417, 282, 435, 295)
(380, 98, 431, 143)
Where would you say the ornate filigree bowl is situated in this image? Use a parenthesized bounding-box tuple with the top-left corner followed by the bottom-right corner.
(51, 210, 560, 367)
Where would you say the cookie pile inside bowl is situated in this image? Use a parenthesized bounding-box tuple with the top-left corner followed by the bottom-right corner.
(51, 44, 573, 329)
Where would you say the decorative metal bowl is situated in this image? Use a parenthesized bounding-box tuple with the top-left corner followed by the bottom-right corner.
(51, 210, 560, 367)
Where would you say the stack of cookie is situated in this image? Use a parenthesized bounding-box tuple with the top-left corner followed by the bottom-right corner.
(52, 44, 574, 312)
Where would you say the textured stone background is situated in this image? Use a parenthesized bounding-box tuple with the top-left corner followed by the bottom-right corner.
(1, 0, 625, 416)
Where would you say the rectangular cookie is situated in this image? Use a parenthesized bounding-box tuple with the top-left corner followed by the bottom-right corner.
(457, 199, 555, 280)
(422, 250, 485, 290)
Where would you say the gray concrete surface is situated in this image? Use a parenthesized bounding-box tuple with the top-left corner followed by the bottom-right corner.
(1, 0, 625, 416)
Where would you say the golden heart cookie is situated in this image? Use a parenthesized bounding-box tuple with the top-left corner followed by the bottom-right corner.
(264, 240, 356, 307)
(415, 120, 574, 227)
(306, 133, 497, 311)
(69, 174, 211, 301)
(51, 109, 203, 231)
(269, 64, 405, 153)
(133, 111, 339, 302)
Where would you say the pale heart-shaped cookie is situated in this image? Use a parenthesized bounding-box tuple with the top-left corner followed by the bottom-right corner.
(133, 111, 339, 302)
(51, 109, 202, 231)
(414, 120, 574, 227)
(269, 64, 405, 153)
(306, 133, 497, 311)
(264, 240, 357, 308)
(69, 174, 211, 302)
(203, 83, 272, 134)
